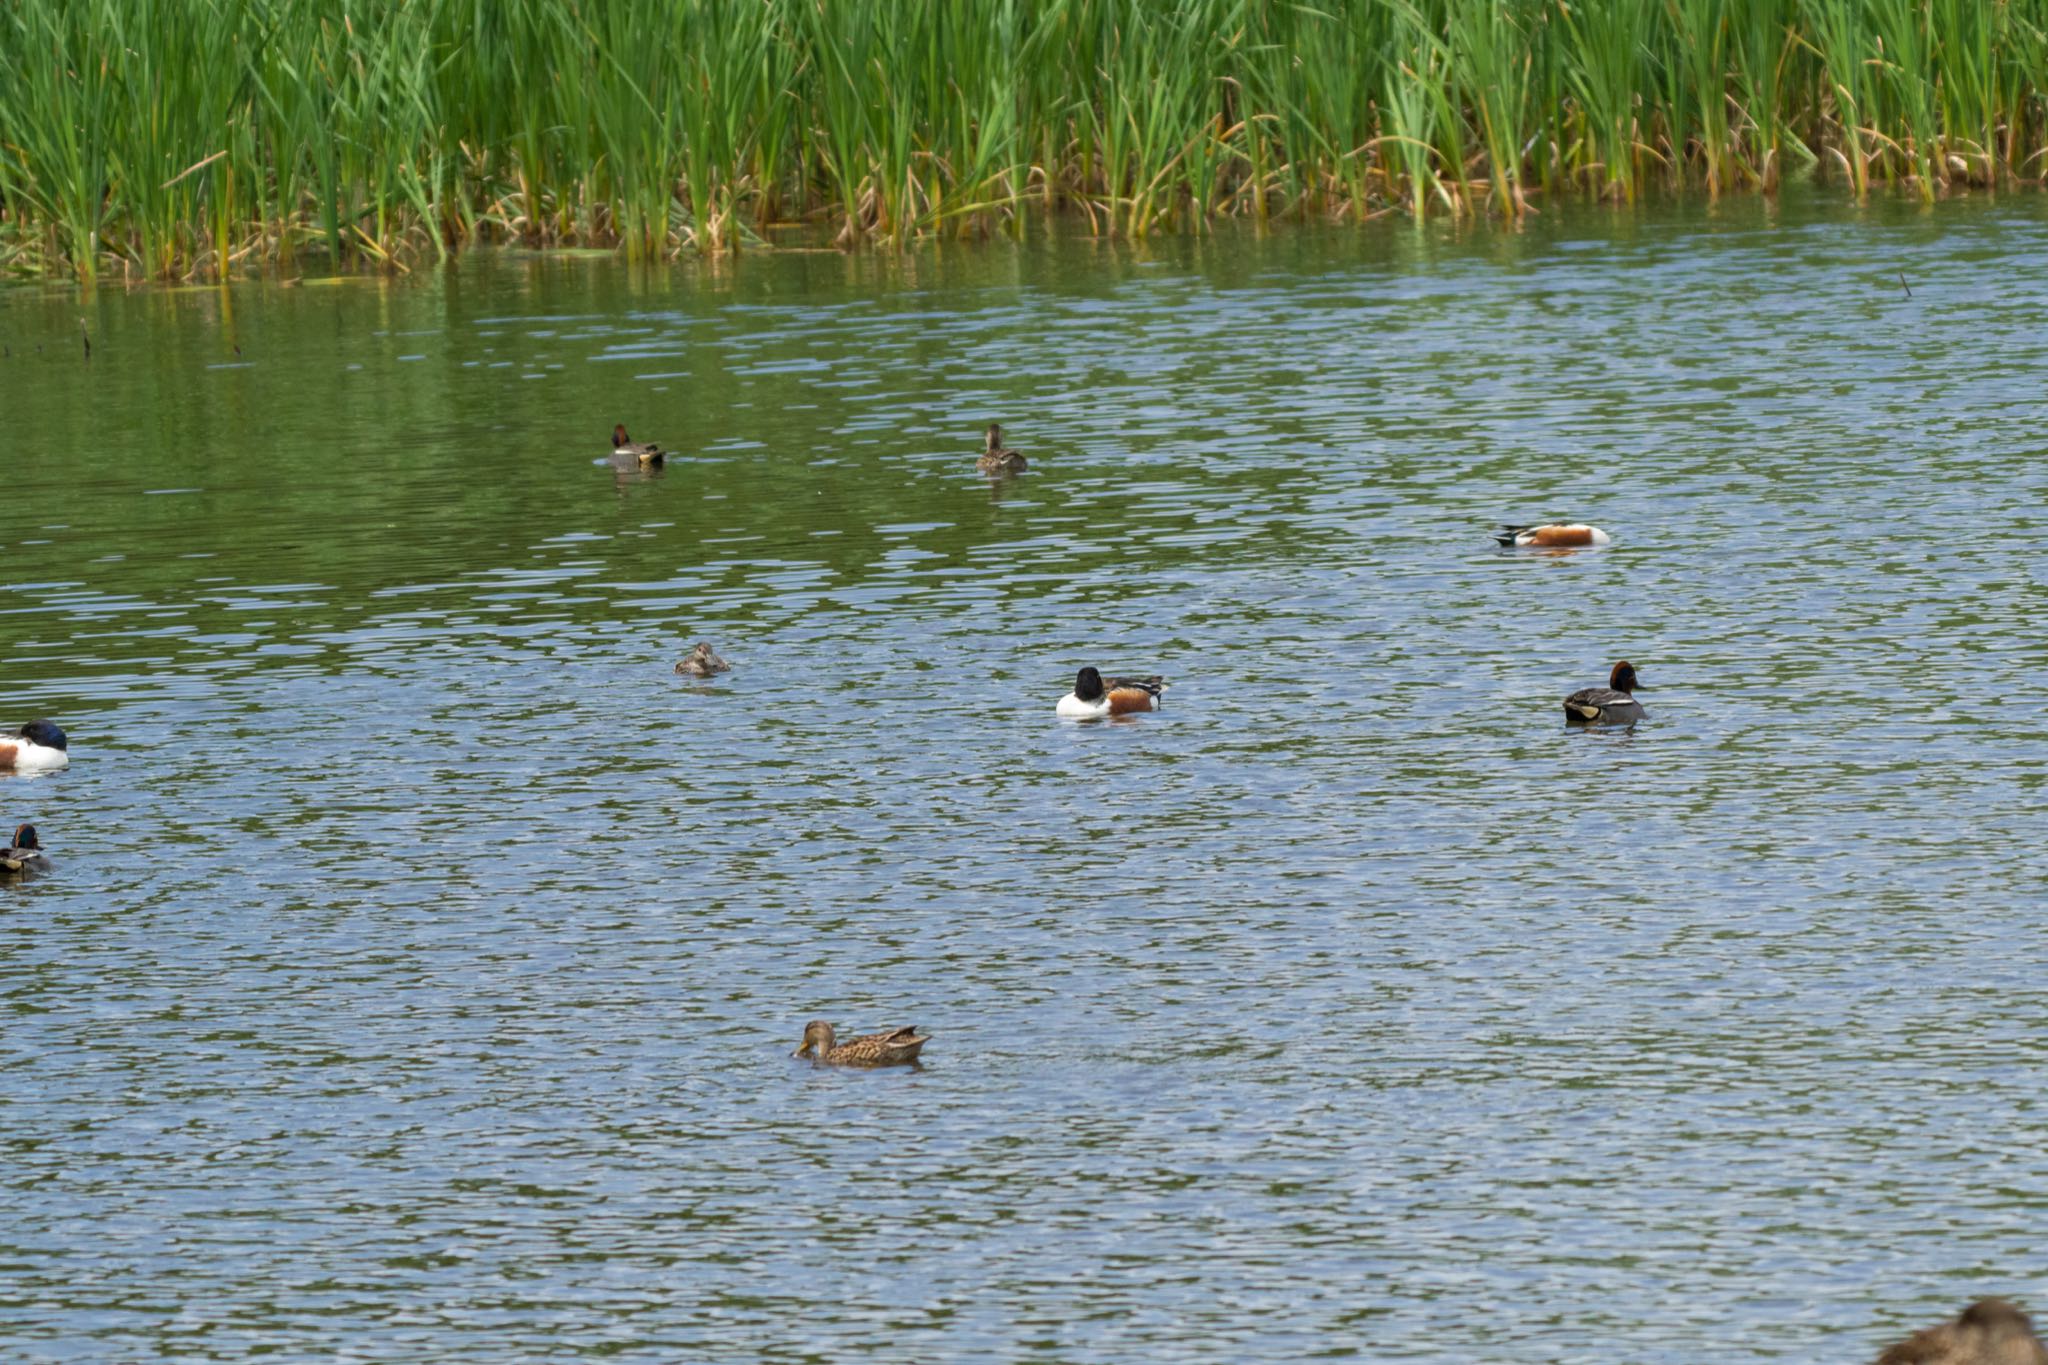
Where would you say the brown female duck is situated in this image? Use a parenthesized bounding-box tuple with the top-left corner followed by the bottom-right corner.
(675, 642, 731, 677)
(792, 1021, 930, 1067)
(976, 423, 1026, 476)
(1873, 1298, 2048, 1365)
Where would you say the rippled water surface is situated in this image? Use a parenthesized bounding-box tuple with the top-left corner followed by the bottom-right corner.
(6, 191, 2048, 1362)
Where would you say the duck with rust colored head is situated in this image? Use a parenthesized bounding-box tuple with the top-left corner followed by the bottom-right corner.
(675, 642, 731, 678)
(1057, 667, 1167, 719)
(976, 423, 1027, 476)
(1563, 661, 1645, 725)
(0, 720, 68, 771)
(609, 424, 664, 467)
(792, 1021, 930, 1067)
(1, 824, 50, 876)
(1873, 1298, 2048, 1365)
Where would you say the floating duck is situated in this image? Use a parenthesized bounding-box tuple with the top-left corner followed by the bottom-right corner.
(1495, 522, 1611, 548)
(610, 424, 665, 467)
(792, 1021, 930, 1067)
(1, 824, 49, 875)
(1563, 661, 1645, 725)
(1873, 1298, 2048, 1365)
(976, 423, 1027, 476)
(1057, 667, 1167, 719)
(0, 721, 68, 771)
(675, 642, 731, 678)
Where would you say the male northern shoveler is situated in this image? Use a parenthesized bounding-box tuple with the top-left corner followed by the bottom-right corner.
(610, 424, 665, 467)
(976, 423, 1027, 476)
(0, 721, 68, 771)
(1563, 661, 1646, 725)
(675, 642, 731, 678)
(1057, 667, 1167, 719)
(792, 1021, 930, 1067)
(1495, 522, 1611, 548)
(0, 824, 50, 875)
(1873, 1298, 2048, 1365)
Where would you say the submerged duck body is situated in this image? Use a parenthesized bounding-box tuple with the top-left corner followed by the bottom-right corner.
(1873, 1297, 2048, 1365)
(0, 720, 69, 771)
(610, 424, 665, 466)
(1563, 661, 1646, 725)
(1496, 522, 1611, 549)
(1, 824, 50, 875)
(792, 1021, 930, 1067)
(675, 642, 731, 678)
(976, 423, 1027, 476)
(1057, 667, 1167, 719)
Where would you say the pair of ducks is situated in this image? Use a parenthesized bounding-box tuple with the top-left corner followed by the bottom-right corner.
(1048, 663, 1643, 726)
(610, 422, 1028, 476)
(1494, 522, 1646, 725)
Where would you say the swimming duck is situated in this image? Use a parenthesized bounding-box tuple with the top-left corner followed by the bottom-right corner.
(1873, 1298, 2048, 1365)
(1057, 667, 1167, 719)
(792, 1021, 930, 1067)
(0, 720, 68, 771)
(610, 424, 665, 467)
(675, 642, 731, 678)
(976, 423, 1027, 475)
(1495, 522, 1611, 548)
(1563, 661, 1646, 725)
(1, 824, 50, 875)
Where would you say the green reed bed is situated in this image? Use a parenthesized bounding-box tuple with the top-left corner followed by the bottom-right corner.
(6, 0, 2048, 280)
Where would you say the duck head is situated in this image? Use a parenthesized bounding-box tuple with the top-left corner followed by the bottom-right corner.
(1611, 661, 1642, 693)
(11, 824, 39, 852)
(1073, 666, 1105, 702)
(612, 423, 632, 449)
(792, 1021, 836, 1059)
(16, 720, 65, 750)
(984, 423, 1005, 453)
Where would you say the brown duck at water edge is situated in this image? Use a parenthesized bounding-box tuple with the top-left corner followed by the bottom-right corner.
(792, 1021, 930, 1067)
(1873, 1298, 2048, 1365)
(976, 423, 1026, 475)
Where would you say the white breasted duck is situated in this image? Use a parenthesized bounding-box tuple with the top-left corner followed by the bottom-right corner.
(1, 824, 50, 875)
(610, 424, 665, 467)
(675, 642, 731, 678)
(1496, 522, 1611, 549)
(976, 423, 1027, 476)
(1057, 667, 1167, 719)
(0, 721, 68, 771)
(1563, 661, 1646, 725)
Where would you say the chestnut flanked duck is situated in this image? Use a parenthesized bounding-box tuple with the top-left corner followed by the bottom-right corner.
(1563, 661, 1645, 725)
(1057, 667, 1167, 719)
(1872, 1297, 2048, 1365)
(610, 424, 664, 467)
(0, 721, 68, 771)
(675, 642, 731, 678)
(1, 824, 50, 876)
(1496, 522, 1611, 548)
(976, 423, 1027, 476)
(792, 1021, 930, 1067)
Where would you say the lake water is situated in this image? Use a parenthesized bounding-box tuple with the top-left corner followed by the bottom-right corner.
(4, 189, 2046, 1362)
